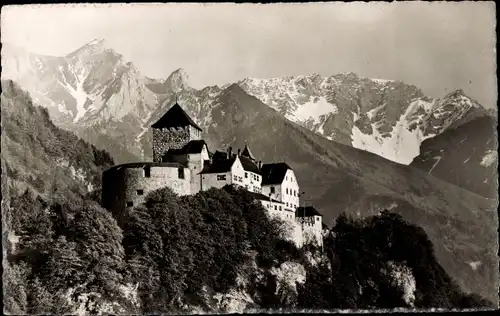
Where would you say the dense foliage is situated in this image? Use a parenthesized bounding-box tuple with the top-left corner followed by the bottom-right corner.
(4, 190, 129, 314)
(296, 211, 495, 310)
(1, 80, 114, 199)
(121, 185, 303, 313)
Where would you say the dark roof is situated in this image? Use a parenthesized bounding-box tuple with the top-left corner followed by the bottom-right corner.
(200, 157, 236, 174)
(212, 150, 229, 161)
(322, 223, 330, 230)
(239, 155, 261, 174)
(261, 163, 292, 185)
(151, 103, 203, 131)
(241, 144, 256, 161)
(248, 191, 282, 203)
(163, 140, 208, 158)
(296, 206, 322, 217)
(103, 161, 186, 173)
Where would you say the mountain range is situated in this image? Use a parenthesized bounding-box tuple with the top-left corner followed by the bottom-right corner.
(1, 39, 498, 303)
(3, 39, 495, 165)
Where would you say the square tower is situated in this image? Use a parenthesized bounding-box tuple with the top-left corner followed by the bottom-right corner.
(151, 102, 203, 162)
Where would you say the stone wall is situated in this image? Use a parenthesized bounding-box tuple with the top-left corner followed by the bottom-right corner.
(152, 126, 191, 162)
(102, 165, 191, 221)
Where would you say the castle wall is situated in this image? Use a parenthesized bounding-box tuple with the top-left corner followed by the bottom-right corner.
(298, 215, 323, 248)
(259, 202, 303, 248)
(262, 170, 300, 212)
(281, 170, 300, 212)
(102, 165, 191, 219)
(230, 158, 261, 193)
(187, 147, 210, 194)
(262, 184, 283, 204)
(260, 200, 294, 221)
(152, 126, 191, 162)
(201, 171, 232, 191)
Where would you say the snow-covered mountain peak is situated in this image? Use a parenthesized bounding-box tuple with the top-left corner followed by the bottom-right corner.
(164, 68, 190, 92)
(66, 38, 115, 59)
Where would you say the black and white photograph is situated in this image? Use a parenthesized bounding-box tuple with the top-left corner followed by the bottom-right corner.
(1, 2, 498, 314)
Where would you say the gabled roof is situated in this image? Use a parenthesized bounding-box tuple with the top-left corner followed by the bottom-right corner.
(151, 102, 203, 131)
(239, 155, 261, 175)
(241, 144, 256, 161)
(261, 162, 293, 185)
(296, 206, 322, 217)
(200, 157, 236, 174)
(163, 140, 208, 158)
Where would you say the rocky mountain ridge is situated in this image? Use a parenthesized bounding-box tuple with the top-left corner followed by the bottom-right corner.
(2, 39, 493, 166)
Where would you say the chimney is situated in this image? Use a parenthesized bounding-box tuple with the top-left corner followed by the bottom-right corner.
(237, 148, 241, 156)
(228, 146, 232, 157)
(258, 160, 262, 169)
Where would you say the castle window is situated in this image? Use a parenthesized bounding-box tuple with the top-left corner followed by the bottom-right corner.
(126, 201, 133, 207)
(245, 184, 249, 189)
(245, 172, 248, 178)
(286, 188, 289, 195)
(317, 217, 320, 222)
(234, 175, 238, 181)
(274, 205, 277, 210)
(217, 174, 227, 181)
(137, 189, 144, 195)
(144, 167, 151, 178)
(270, 186, 275, 194)
(286, 202, 289, 207)
(178, 167, 185, 179)
(279, 206, 282, 211)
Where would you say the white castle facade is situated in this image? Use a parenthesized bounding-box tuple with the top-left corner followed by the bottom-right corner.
(102, 102, 324, 248)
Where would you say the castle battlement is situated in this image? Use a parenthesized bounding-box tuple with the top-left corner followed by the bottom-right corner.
(102, 102, 323, 248)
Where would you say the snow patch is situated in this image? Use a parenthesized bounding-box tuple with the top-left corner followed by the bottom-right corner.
(287, 96, 337, 125)
(57, 65, 90, 122)
(371, 78, 394, 84)
(468, 261, 482, 270)
(480, 150, 497, 167)
(351, 99, 436, 165)
(366, 103, 386, 120)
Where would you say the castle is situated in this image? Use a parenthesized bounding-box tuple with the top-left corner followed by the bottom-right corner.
(102, 102, 324, 247)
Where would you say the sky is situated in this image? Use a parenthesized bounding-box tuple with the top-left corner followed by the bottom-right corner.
(1, 2, 497, 108)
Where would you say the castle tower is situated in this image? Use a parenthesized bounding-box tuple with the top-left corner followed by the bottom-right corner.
(151, 102, 203, 162)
